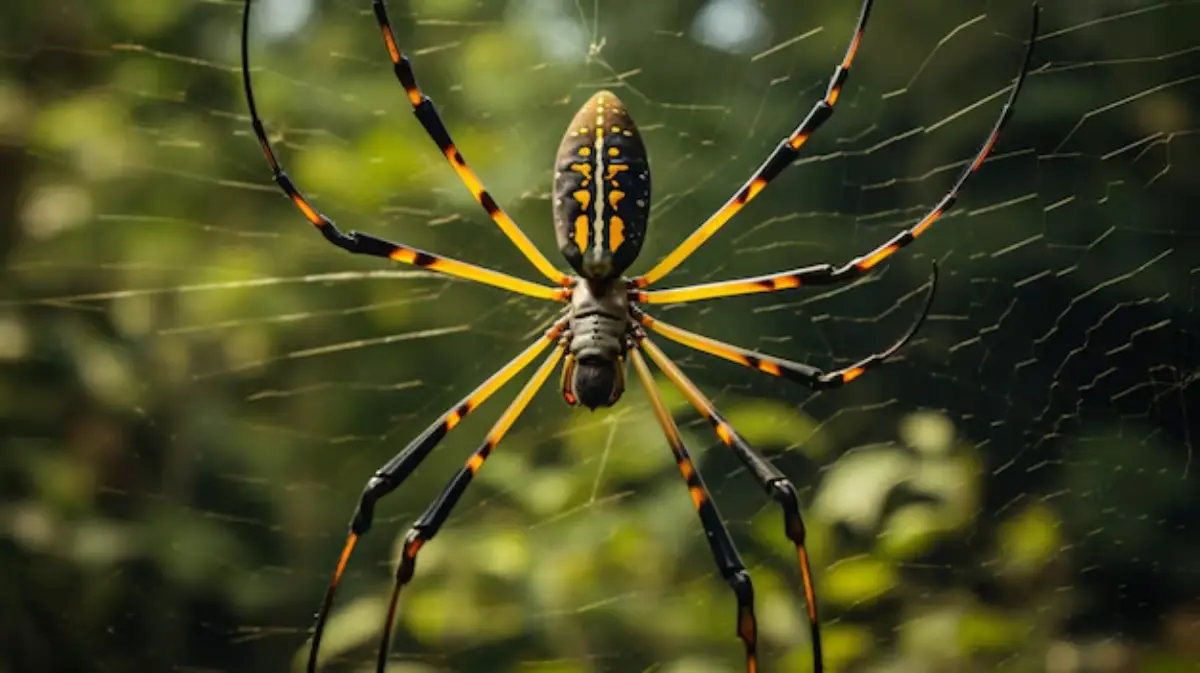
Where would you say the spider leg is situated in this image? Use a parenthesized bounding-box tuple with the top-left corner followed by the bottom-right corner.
(635, 5, 1039, 306)
(632, 0, 874, 288)
(629, 348, 761, 673)
(306, 317, 568, 673)
(635, 262, 936, 391)
(636, 334, 825, 673)
(240, 0, 568, 303)
(371, 0, 571, 287)
(375, 345, 564, 673)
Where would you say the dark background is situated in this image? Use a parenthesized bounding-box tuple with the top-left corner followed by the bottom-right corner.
(0, 0, 1196, 671)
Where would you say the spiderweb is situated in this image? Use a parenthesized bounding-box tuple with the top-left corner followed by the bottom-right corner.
(1, 0, 1197, 671)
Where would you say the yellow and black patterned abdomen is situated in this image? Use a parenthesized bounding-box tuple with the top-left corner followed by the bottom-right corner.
(552, 90, 651, 280)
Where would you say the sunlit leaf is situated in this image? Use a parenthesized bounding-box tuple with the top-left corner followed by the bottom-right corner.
(898, 411, 956, 456)
(512, 658, 594, 673)
(997, 502, 1062, 577)
(958, 606, 1028, 654)
(723, 399, 821, 455)
(298, 595, 385, 671)
(877, 503, 943, 560)
(778, 622, 873, 672)
(822, 555, 898, 608)
(659, 656, 728, 673)
(813, 444, 913, 533)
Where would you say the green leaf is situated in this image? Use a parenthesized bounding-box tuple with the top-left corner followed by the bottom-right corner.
(822, 555, 898, 607)
(723, 399, 822, 456)
(958, 606, 1028, 654)
(997, 502, 1062, 577)
(877, 503, 944, 560)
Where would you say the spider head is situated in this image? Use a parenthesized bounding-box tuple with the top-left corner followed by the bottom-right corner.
(552, 89, 651, 281)
(562, 354, 626, 410)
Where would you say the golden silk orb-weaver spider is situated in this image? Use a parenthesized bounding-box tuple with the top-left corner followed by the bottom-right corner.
(240, 0, 1039, 670)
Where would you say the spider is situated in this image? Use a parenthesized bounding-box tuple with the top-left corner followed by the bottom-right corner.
(239, 0, 1038, 670)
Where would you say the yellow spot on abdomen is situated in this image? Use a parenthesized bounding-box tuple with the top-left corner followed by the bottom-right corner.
(573, 215, 589, 251)
(570, 163, 593, 181)
(605, 164, 629, 179)
(573, 190, 592, 210)
(607, 190, 626, 252)
(609, 216, 625, 252)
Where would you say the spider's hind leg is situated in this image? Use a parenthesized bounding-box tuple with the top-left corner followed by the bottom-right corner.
(630, 347, 762, 673)
(374, 345, 565, 672)
(302, 318, 568, 673)
(636, 335, 826, 672)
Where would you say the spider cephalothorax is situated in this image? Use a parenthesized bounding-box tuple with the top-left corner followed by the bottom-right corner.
(240, 0, 1039, 670)
(560, 276, 631, 409)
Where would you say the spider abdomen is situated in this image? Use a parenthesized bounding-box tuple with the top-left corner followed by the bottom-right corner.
(553, 90, 651, 280)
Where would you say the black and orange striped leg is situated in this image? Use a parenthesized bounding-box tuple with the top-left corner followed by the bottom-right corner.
(240, 0, 568, 302)
(633, 0, 875, 288)
(637, 334, 824, 673)
(305, 318, 568, 673)
(630, 348, 760, 673)
(370, 0, 571, 287)
(635, 4, 1039, 305)
(374, 345, 564, 673)
(635, 263, 936, 390)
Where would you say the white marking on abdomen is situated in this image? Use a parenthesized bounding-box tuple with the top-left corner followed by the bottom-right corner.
(592, 97, 606, 252)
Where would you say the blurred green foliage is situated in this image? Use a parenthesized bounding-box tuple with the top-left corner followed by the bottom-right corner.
(1, 1, 1197, 672)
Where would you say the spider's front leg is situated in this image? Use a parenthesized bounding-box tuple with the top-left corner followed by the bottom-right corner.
(370, 0, 571, 287)
(632, 0, 876, 288)
(635, 5, 1039, 306)
(240, 0, 569, 303)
